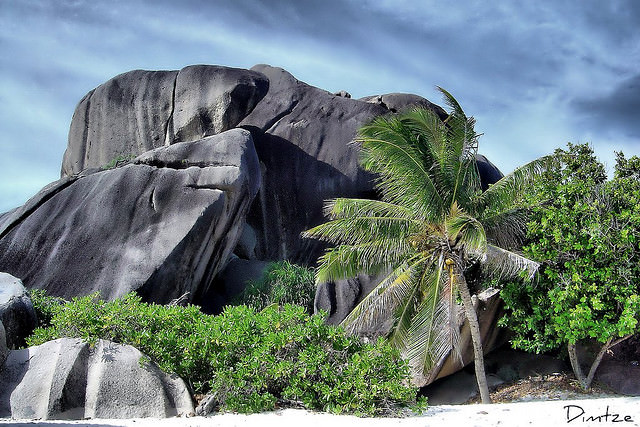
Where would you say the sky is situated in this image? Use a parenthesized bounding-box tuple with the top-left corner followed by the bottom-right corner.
(1, 0, 639, 212)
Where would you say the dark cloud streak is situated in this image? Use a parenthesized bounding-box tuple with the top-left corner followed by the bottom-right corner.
(573, 74, 640, 138)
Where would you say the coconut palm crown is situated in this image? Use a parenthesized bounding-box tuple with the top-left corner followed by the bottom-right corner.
(303, 88, 548, 404)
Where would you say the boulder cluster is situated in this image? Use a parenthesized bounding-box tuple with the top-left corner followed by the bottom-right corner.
(3, 63, 633, 419)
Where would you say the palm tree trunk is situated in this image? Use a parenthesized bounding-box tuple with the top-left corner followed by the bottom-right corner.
(457, 272, 492, 404)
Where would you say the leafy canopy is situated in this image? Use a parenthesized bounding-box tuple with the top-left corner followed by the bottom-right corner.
(500, 143, 640, 353)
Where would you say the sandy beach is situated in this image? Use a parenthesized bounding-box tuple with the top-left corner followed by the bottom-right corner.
(1, 396, 638, 427)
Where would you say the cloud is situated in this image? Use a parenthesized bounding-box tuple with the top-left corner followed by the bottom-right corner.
(1, 0, 640, 211)
(572, 74, 640, 139)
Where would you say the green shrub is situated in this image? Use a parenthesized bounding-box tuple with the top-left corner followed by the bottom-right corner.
(27, 293, 422, 416)
(102, 154, 135, 170)
(499, 144, 640, 389)
(233, 261, 317, 313)
(28, 289, 66, 329)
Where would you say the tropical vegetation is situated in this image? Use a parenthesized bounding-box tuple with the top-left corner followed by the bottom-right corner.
(231, 260, 316, 314)
(499, 143, 640, 389)
(27, 292, 423, 416)
(304, 88, 547, 403)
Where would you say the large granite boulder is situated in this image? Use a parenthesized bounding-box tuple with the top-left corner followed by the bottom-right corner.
(0, 338, 193, 419)
(59, 63, 500, 268)
(62, 65, 268, 176)
(0, 129, 260, 303)
(0, 273, 37, 349)
(239, 65, 455, 263)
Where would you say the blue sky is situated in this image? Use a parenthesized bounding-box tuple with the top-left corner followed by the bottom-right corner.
(1, 0, 639, 212)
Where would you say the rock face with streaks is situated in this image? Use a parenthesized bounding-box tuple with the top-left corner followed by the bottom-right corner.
(0, 129, 260, 303)
(62, 65, 268, 176)
(0, 321, 7, 367)
(239, 65, 453, 263)
(0, 338, 193, 419)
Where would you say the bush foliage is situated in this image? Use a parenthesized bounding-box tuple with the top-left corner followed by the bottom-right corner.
(27, 293, 422, 415)
(499, 143, 640, 388)
(232, 261, 317, 313)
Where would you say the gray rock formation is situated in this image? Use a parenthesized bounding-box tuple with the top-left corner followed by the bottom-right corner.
(0, 321, 7, 367)
(0, 273, 37, 349)
(59, 62, 501, 269)
(359, 93, 448, 117)
(240, 65, 456, 263)
(62, 65, 268, 176)
(0, 338, 193, 419)
(0, 129, 260, 303)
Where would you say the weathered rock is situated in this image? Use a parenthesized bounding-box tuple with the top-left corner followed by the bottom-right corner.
(476, 154, 503, 191)
(0, 129, 260, 303)
(62, 65, 268, 176)
(314, 273, 385, 325)
(0, 338, 193, 419)
(0, 273, 37, 349)
(240, 66, 457, 263)
(595, 360, 640, 395)
(421, 370, 504, 405)
(359, 93, 448, 117)
(171, 65, 269, 144)
(592, 336, 640, 395)
(0, 321, 7, 367)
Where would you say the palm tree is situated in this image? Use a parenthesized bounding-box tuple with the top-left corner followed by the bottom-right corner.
(303, 88, 547, 404)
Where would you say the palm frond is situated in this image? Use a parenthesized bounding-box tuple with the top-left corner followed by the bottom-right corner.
(303, 213, 419, 247)
(446, 202, 488, 257)
(475, 155, 554, 213)
(322, 198, 414, 220)
(341, 257, 427, 334)
(483, 244, 539, 280)
(435, 87, 483, 210)
(314, 240, 413, 283)
(402, 257, 462, 377)
(480, 208, 530, 250)
(356, 115, 448, 221)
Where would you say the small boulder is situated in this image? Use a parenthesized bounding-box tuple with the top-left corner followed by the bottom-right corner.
(0, 273, 37, 349)
(0, 338, 193, 419)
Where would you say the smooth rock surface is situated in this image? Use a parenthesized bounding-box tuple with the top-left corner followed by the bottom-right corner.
(0, 321, 7, 367)
(0, 338, 193, 419)
(0, 129, 260, 303)
(241, 66, 457, 263)
(171, 65, 269, 144)
(0, 273, 37, 350)
(62, 65, 268, 176)
(595, 360, 640, 395)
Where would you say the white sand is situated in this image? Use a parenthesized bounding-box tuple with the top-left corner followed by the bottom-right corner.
(1, 397, 639, 427)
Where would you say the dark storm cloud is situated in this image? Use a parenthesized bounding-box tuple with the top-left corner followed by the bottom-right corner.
(573, 74, 640, 138)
